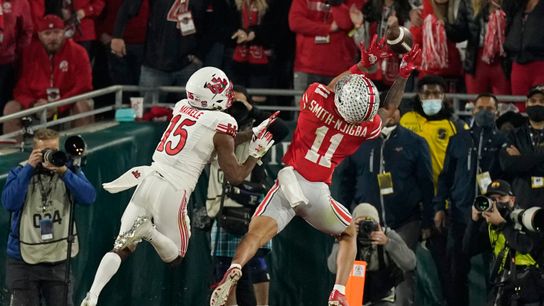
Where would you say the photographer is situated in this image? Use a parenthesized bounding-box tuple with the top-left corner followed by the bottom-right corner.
(464, 180, 544, 306)
(1, 128, 96, 306)
(206, 85, 288, 306)
(328, 203, 416, 305)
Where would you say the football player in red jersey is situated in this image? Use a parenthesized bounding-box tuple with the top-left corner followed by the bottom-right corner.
(210, 38, 421, 306)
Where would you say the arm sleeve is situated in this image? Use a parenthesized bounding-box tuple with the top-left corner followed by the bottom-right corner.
(327, 242, 340, 274)
(499, 131, 544, 175)
(112, 0, 144, 38)
(17, 0, 34, 52)
(12, 49, 36, 108)
(416, 138, 435, 228)
(289, 0, 331, 36)
(501, 222, 534, 254)
(330, 3, 356, 31)
(63, 47, 93, 99)
(1, 165, 33, 212)
(433, 140, 456, 212)
(62, 169, 96, 205)
(463, 219, 491, 256)
(384, 229, 416, 271)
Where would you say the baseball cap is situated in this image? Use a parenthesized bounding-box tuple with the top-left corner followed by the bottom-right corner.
(486, 180, 513, 196)
(527, 84, 544, 99)
(36, 15, 65, 32)
(352, 203, 380, 222)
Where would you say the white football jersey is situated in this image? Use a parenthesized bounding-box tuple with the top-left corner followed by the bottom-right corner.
(152, 99, 238, 192)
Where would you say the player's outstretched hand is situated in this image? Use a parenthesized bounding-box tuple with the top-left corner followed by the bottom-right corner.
(359, 34, 394, 69)
(252, 111, 279, 139)
(249, 131, 275, 159)
(399, 44, 421, 78)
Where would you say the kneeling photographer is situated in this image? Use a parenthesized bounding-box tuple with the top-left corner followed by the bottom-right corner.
(205, 85, 288, 306)
(1, 128, 96, 306)
(464, 180, 544, 306)
(328, 203, 416, 305)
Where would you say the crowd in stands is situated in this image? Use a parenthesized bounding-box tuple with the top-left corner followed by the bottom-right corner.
(1, 0, 543, 125)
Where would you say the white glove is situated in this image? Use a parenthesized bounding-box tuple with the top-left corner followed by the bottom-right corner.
(249, 131, 275, 159)
(252, 111, 279, 139)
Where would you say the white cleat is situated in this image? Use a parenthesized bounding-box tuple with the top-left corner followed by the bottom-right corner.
(113, 216, 153, 251)
(210, 266, 242, 306)
(80, 292, 97, 306)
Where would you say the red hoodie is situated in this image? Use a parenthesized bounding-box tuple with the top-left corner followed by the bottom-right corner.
(289, 0, 364, 77)
(410, 0, 462, 78)
(13, 38, 92, 113)
(0, 0, 33, 64)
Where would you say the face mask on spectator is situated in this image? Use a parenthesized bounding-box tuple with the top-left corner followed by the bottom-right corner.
(381, 125, 397, 138)
(474, 110, 496, 128)
(526, 105, 544, 122)
(421, 99, 442, 116)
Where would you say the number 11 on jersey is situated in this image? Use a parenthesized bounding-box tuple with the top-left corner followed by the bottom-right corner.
(305, 126, 344, 168)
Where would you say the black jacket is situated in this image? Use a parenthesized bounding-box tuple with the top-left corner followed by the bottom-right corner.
(503, 0, 544, 64)
(335, 126, 434, 228)
(445, 0, 510, 76)
(114, 0, 210, 72)
(434, 126, 507, 223)
(500, 124, 544, 208)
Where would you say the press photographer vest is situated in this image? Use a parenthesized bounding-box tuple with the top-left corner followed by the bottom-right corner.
(18, 172, 79, 264)
(489, 225, 536, 271)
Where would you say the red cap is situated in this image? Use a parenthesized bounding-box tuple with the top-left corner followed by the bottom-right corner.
(36, 15, 65, 32)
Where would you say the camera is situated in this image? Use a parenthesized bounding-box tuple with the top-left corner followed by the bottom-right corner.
(358, 219, 379, 246)
(42, 149, 68, 167)
(41, 135, 86, 167)
(510, 207, 544, 232)
(474, 195, 494, 212)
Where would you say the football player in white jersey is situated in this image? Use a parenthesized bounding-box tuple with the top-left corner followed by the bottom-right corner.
(80, 67, 276, 306)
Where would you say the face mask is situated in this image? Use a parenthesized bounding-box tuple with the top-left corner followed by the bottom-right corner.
(226, 101, 251, 126)
(381, 125, 397, 137)
(421, 99, 443, 116)
(526, 105, 544, 122)
(474, 110, 496, 128)
(496, 201, 511, 217)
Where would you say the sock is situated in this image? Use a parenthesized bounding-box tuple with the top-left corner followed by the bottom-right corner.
(333, 284, 346, 295)
(146, 227, 179, 262)
(88, 252, 122, 303)
(229, 263, 242, 270)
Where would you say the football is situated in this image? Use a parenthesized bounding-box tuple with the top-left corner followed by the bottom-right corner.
(386, 26, 414, 54)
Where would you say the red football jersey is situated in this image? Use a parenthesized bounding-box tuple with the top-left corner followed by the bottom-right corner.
(283, 83, 382, 184)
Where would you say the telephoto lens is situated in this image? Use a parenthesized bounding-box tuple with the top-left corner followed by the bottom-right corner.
(42, 149, 68, 167)
(474, 196, 493, 212)
(510, 207, 544, 232)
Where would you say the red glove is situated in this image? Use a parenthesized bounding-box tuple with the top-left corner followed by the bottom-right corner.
(350, 35, 394, 74)
(399, 44, 421, 79)
(360, 35, 394, 68)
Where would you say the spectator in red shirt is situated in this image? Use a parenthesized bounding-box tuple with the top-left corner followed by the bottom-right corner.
(289, 0, 363, 108)
(0, 0, 33, 115)
(3, 15, 93, 136)
(61, 0, 105, 56)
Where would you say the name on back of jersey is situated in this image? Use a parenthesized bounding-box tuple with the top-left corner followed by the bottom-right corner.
(303, 84, 373, 138)
(179, 104, 204, 120)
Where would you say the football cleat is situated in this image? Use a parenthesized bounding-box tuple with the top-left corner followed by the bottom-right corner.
(113, 216, 152, 251)
(80, 292, 97, 306)
(328, 289, 349, 306)
(210, 266, 242, 306)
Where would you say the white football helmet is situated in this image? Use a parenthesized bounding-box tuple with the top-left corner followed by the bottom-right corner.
(334, 74, 380, 124)
(185, 67, 234, 110)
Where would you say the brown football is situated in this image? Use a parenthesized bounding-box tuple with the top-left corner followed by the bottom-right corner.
(386, 26, 413, 54)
